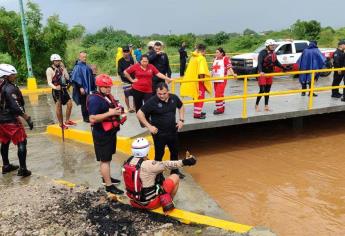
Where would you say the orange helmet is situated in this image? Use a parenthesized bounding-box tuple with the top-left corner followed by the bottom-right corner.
(95, 74, 113, 87)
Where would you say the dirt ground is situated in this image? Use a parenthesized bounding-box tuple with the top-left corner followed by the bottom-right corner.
(0, 176, 241, 236)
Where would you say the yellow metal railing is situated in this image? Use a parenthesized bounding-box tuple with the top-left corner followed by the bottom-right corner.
(169, 52, 241, 58)
(171, 68, 345, 119)
(169, 52, 243, 67)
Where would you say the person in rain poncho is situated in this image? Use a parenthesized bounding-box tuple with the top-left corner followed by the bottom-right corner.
(180, 44, 212, 119)
(71, 51, 95, 122)
(298, 40, 325, 97)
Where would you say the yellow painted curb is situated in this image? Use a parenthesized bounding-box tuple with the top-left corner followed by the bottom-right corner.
(21, 87, 51, 95)
(53, 179, 252, 233)
(46, 124, 170, 160)
(54, 179, 76, 188)
(27, 77, 38, 90)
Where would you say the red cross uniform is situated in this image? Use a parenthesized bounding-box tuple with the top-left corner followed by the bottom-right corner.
(212, 56, 231, 113)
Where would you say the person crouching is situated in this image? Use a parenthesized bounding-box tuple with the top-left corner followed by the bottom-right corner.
(122, 137, 197, 213)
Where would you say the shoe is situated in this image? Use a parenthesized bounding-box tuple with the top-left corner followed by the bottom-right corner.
(59, 124, 69, 130)
(171, 169, 185, 179)
(213, 110, 224, 115)
(17, 168, 31, 177)
(102, 177, 121, 185)
(2, 164, 19, 174)
(193, 114, 206, 119)
(201, 112, 206, 116)
(65, 120, 77, 126)
(128, 108, 135, 113)
(341, 98, 345, 102)
(308, 93, 318, 97)
(331, 93, 342, 98)
(105, 185, 124, 195)
(301, 92, 306, 96)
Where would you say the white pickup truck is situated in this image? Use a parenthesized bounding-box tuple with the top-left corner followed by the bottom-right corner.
(231, 40, 335, 77)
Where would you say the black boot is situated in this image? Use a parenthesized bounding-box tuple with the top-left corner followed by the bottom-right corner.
(105, 185, 124, 195)
(17, 168, 31, 177)
(2, 164, 19, 174)
(102, 177, 121, 185)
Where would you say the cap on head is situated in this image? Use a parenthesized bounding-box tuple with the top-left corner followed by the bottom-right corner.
(265, 39, 275, 47)
(50, 54, 62, 62)
(122, 46, 130, 52)
(131, 137, 150, 158)
(95, 74, 113, 87)
(0, 64, 17, 77)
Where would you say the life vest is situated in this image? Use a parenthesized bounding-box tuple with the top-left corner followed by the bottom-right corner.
(122, 156, 157, 205)
(263, 51, 278, 69)
(51, 66, 65, 86)
(87, 92, 127, 132)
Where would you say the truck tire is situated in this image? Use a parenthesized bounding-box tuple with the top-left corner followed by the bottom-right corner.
(320, 58, 333, 77)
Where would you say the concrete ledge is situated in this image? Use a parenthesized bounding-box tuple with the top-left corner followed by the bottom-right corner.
(46, 124, 170, 160)
(54, 179, 253, 234)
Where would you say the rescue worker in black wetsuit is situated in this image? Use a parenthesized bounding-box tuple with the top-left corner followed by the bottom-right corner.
(148, 41, 172, 94)
(331, 40, 345, 99)
(0, 64, 33, 177)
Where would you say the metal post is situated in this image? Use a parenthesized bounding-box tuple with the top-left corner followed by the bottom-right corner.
(19, 0, 33, 77)
(171, 80, 176, 94)
(308, 71, 315, 110)
(242, 76, 248, 119)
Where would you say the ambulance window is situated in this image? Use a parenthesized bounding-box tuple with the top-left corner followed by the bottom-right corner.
(276, 44, 292, 55)
(295, 43, 308, 53)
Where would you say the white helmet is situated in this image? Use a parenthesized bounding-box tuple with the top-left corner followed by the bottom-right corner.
(131, 137, 150, 158)
(265, 39, 276, 47)
(50, 54, 62, 61)
(0, 64, 17, 77)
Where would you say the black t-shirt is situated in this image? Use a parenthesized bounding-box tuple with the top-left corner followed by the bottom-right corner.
(118, 57, 135, 83)
(140, 94, 183, 134)
(333, 48, 345, 68)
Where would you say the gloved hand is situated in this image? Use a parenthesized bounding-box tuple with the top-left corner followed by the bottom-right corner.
(26, 116, 34, 130)
(182, 156, 197, 166)
(155, 173, 165, 185)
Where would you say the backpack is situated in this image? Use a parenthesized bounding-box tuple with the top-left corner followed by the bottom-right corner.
(122, 157, 144, 201)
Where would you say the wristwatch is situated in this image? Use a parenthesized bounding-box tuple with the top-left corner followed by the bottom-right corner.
(179, 119, 184, 123)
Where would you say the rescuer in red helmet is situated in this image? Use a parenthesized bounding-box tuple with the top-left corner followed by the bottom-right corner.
(87, 74, 127, 195)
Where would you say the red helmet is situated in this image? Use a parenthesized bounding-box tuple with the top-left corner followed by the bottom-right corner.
(95, 74, 113, 87)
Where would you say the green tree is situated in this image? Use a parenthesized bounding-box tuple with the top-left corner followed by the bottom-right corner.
(214, 31, 230, 45)
(291, 20, 321, 41)
(68, 24, 86, 40)
(0, 2, 69, 83)
(82, 27, 142, 49)
(243, 28, 257, 36)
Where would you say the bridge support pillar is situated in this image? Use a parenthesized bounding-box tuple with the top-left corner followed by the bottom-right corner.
(292, 117, 303, 131)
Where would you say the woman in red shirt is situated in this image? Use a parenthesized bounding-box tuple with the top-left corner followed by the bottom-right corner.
(124, 55, 171, 113)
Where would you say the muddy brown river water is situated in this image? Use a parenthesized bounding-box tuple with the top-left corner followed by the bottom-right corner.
(180, 113, 345, 236)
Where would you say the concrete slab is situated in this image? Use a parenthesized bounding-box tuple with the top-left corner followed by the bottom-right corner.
(47, 74, 343, 138)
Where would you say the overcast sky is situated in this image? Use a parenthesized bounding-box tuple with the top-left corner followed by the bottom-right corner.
(0, 0, 343, 35)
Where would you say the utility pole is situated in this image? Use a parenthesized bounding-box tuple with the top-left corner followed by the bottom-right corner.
(19, 0, 37, 89)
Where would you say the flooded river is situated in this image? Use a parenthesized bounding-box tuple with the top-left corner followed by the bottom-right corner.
(20, 91, 345, 236)
(180, 113, 345, 236)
